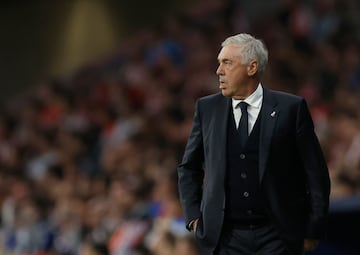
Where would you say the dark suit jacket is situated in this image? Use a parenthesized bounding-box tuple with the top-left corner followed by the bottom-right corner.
(177, 87, 330, 254)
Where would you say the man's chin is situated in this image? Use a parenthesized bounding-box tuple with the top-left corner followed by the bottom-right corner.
(221, 89, 231, 97)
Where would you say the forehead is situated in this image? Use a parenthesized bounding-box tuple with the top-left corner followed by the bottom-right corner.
(217, 44, 241, 60)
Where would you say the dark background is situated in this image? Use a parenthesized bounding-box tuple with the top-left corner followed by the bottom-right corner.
(0, 0, 193, 101)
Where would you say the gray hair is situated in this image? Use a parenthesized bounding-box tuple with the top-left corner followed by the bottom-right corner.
(222, 33, 268, 77)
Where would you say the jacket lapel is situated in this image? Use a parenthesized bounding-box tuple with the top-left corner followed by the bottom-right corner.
(259, 87, 278, 182)
(214, 95, 231, 173)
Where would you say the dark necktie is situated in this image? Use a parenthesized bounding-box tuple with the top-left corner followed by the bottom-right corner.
(238, 102, 249, 148)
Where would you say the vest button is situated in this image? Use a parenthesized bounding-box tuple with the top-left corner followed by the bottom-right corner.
(241, 172, 247, 179)
(243, 191, 250, 197)
(240, 154, 246, 159)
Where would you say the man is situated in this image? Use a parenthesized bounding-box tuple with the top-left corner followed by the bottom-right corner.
(177, 33, 330, 255)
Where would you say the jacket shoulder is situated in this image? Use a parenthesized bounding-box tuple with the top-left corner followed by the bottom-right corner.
(194, 93, 229, 118)
(266, 88, 305, 106)
(197, 93, 226, 106)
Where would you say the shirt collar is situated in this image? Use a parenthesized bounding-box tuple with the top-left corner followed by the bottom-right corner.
(232, 84, 263, 109)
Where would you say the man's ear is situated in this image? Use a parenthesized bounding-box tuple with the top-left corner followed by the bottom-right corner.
(247, 60, 258, 76)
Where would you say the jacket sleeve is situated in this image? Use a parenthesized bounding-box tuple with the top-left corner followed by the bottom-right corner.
(295, 99, 331, 239)
(177, 100, 204, 230)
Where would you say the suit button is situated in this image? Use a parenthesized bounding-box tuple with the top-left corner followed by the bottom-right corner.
(243, 192, 250, 197)
(241, 173, 247, 179)
(240, 154, 246, 159)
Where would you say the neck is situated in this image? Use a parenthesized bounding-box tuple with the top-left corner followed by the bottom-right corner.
(233, 82, 259, 100)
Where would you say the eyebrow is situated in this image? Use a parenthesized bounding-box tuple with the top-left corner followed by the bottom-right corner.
(218, 58, 233, 63)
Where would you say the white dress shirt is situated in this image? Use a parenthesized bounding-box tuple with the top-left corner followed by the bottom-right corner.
(232, 84, 263, 135)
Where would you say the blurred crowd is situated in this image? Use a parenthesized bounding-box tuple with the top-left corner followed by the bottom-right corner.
(0, 0, 359, 254)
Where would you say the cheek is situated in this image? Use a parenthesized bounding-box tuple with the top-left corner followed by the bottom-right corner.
(233, 70, 246, 81)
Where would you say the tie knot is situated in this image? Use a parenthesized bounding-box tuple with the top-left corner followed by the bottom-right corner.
(238, 102, 248, 113)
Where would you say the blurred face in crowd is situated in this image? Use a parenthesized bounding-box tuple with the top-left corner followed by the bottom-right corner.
(216, 44, 258, 100)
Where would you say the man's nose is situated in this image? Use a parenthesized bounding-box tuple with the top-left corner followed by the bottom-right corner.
(216, 65, 223, 75)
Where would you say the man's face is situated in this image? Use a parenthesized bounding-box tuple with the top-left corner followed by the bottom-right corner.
(216, 44, 250, 99)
